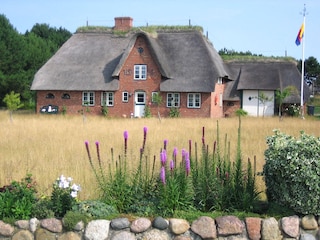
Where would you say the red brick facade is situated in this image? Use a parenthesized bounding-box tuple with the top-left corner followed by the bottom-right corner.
(35, 35, 237, 118)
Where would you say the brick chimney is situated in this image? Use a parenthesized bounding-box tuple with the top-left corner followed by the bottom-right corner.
(114, 17, 133, 31)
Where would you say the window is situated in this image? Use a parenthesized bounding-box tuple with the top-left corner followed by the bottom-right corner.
(122, 92, 129, 102)
(167, 93, 180, 107)
(61, 93, 70, 99)
(101, 92, 114, 106)
(46, 93, 55, 99)
(188, 93, 201, 108)
(134, 65, 147, 80)
(82, 92, 95, 106)
(217, 77, 223, 84)
(135, 92, 146, 104)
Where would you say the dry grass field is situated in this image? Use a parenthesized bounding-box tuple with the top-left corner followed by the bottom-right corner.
(0, 110, 319, 201)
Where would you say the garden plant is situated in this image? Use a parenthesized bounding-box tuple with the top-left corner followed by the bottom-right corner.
(264, 130, 320, 215)
(85, 116, 260, 217)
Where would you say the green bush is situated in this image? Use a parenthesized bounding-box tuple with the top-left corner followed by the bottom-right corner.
(0, 174, 37, 220)
(63, 211, 89, 231)
(263, 130, 320, 215)
(169, 107, 180, 117)
(32, 198, 55, 219)
(72, 200, 118, 219)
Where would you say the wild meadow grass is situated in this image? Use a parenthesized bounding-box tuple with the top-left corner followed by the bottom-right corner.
(0, 110, 319, 201)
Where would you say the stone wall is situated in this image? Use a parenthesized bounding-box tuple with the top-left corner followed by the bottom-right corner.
(0, 214, 319, 240)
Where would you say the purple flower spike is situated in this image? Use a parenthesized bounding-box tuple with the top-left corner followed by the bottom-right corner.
(181, 148, 186, 160)
(160, 149, 167, 166)
(163, 139, 168, 150)
(123, 131, 128, 140)
(142, 127, 148, 152)
(85, 141, 92, 164)
(143, 126, 148, 135)
(123, 131, 128, 156)
(95, 141, 101, 163)
(160, 166, 166, 185)
(173, 147, 178, 157)
(170, 160, 174, 171)
(185, 152, 190, 176)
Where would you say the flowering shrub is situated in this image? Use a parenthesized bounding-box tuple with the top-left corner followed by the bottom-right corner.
(0, 174, 37, 219)
(264, 130, 320, 215)
(158, 148, 194, 216)
(50, 175, 81, 217)
(85, 118, 259, 216)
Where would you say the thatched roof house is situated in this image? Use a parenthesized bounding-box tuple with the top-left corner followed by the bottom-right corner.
(31, 17, 306, 117)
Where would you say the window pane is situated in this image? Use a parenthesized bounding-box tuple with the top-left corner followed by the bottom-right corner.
(134, 65, 147, 80)
(122, 92, 128, 102)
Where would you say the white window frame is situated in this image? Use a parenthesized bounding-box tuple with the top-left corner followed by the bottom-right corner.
(187, 93, 201, 108)
(134, 64, 147, 80)
(122, 92, 129, 102)
(217, 77, 223, 84)
(167, 93, 180, 107)
(101, 92, 114, 106)
(82, 92, 95, 106)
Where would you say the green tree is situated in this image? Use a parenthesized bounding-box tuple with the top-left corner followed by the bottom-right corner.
(257, 91, 273, 117)
(275, 86, 298, 119)
(298, 56, 320, 88)
(0, 14, 72, 108)
(3, 91, 24, 122)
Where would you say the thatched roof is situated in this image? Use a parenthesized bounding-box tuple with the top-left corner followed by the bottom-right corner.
(224, 61, 309, 103)
(31, 29, 228, 92)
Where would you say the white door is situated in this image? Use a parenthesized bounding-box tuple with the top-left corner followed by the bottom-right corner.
(134, 91, 146, 117)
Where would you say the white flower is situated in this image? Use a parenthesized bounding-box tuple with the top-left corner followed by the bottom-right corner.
(71, 183, 81, 192)
(70, 191, 78, 198)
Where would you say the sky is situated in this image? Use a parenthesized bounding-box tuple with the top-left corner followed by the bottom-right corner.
(2, 0, 320, 61)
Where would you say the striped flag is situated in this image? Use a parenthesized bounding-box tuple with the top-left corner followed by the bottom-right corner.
(295, 23, 304, 46)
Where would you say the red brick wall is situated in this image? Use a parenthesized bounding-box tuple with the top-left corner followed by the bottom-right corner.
(114, 17, 133, 31)
(36, 91, 104, 115)
(209, 82, 225, 118)
(223, 101, 241, 117)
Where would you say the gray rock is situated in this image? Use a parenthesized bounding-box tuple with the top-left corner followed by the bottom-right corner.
(84, 219, 110, 240)
(153, 216, 169, 230)
(110, 217, 130, 230)
(111, 231, 136, 240)
(0, 220, 14, 237)
(261, 217, 281, 240)
(41, 218, 63, 233)
(15, 220, 29, 229)
(141, 229, 170, 240)
(191, 216, 217, 239)
(35, 228, 56, 240)
(12, 230, 33, 240)
(58, 232, 82, 240)
(130, 217, 151, 233)
(300, 233, 316, 240)
(301, 215, 318, 230)
(73, 221, 84, 231)
(29, 218, 39, 232)
(215, 215, 244, 236)
(281, 215, 300, 238)
(169, 218, 190, 235)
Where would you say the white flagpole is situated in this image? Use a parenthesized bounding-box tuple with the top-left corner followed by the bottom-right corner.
(300, 4, 306, 118)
